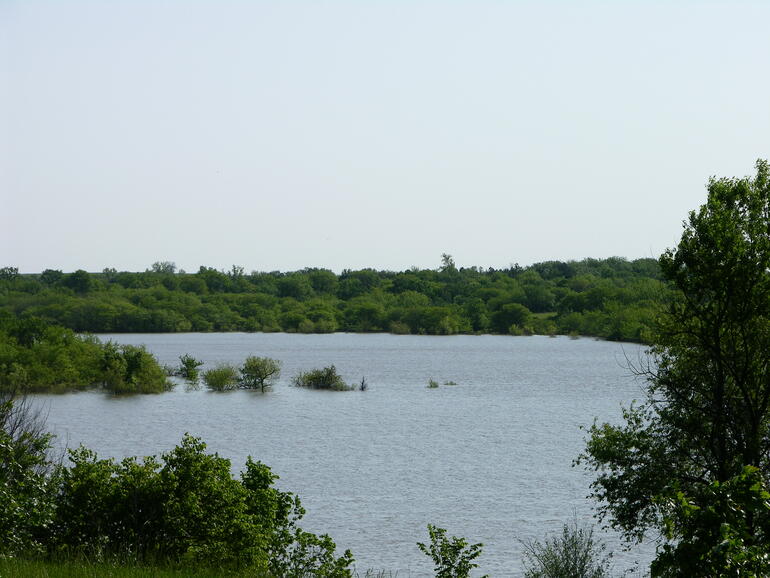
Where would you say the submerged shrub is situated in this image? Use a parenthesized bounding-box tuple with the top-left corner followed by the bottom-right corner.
(100, 343, 171, 394)
(202, 364, 239, 391)
(292, 365, 352, 391)
(177, 354, 204, 381)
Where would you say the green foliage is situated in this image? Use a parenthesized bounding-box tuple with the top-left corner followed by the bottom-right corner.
(1, 257, 667, 341)
(427, 378, 439, 389)
(652, 466, 770, 577)
(0, 316, 168, 394)
(580, 160, 770, 574)
(417, 524, 486, 578)
(49, 434, 353, 575)
(0, 393, 56, 557)
(521, 517, 611, 578)
(177, 354, 203, 381)
(292, 365, 352, 391)
(239, 356, 281, 392)
(202, 364, 239, 391)
(100, 343, 171, 393)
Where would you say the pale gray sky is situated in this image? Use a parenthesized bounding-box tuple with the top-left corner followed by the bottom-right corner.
(2, 1, 769, 274)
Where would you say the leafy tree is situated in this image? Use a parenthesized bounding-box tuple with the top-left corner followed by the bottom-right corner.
(39, 269, 63, 286)
(417, 524, 486, 578)
(150, 261, 177, 275)
(0, 392, 55, 556)
(62, 269, 93, 294)
(240, 356, 281, 392)
(0, 266, 19, 281)
(580, 160, 770, 574)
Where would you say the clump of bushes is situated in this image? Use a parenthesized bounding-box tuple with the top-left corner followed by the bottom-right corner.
(100, 342, 171, 394)
(427, 378, 439, 389)
(203, 357, 281, 392)
(1, 395, 354, 575)
(292, 365, 352, 391)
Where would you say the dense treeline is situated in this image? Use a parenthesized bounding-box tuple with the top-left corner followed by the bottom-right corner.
(0, 256, 667, 342)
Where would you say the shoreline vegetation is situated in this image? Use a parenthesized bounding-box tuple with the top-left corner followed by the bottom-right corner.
(0, 255, 665, 343)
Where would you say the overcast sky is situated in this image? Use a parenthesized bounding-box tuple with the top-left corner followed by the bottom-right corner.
(2, 1, 769, 274)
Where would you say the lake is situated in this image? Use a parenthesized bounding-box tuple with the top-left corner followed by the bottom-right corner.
(34, 333, 653, 576)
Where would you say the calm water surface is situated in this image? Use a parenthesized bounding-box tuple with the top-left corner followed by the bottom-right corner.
(35, 333, 653, 576)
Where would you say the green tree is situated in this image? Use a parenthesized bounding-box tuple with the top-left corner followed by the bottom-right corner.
(0, 393, 55, 556)
(240, 356, 281, 392)
(580, 160, 770, 574)
(417, 524, 487, 578)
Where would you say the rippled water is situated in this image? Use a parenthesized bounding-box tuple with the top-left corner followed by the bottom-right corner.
(34, 333, 653, 576)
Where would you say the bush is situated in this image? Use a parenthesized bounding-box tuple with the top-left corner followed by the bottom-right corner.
(177, 354, 203, 381)
(292, 365, 352, 391)
(100, 343, 171, 394)
(202, 364, 239, 391)
(521, 516, 611, 578)
(417, 524, 486, 578)
(239, 356, 281, 392)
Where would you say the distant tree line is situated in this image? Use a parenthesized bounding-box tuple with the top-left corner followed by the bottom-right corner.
(0, 257, 667, 342)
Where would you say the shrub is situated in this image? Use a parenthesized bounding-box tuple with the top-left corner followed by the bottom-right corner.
(177, 354, 203, 381)
(101, 343, 171, 394)
(521, 516, 611, 578)
(417, 524, 487, 578)
(427, 378, 439, 389)
(202, 364, 239, 391)
(292, 365, 352, 391)
(239, 356, 281, 392)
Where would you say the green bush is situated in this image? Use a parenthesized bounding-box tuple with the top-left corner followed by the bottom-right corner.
(202, 364, 239, 391)
(101, 343, 171, 394)
(177, 354, 203, 381)
(521, 516, 611, 578)
(292, 365, 351, 391)
(417, 524, 486, 578)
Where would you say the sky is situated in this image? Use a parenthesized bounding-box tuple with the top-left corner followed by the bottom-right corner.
(2, 1, 769, 274)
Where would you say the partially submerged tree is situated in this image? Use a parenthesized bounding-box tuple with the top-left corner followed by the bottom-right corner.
(240, 356, 281, 392)
(580, 160, 770, 574)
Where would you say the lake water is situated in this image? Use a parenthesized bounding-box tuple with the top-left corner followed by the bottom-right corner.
(34, 333, 653, 576)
